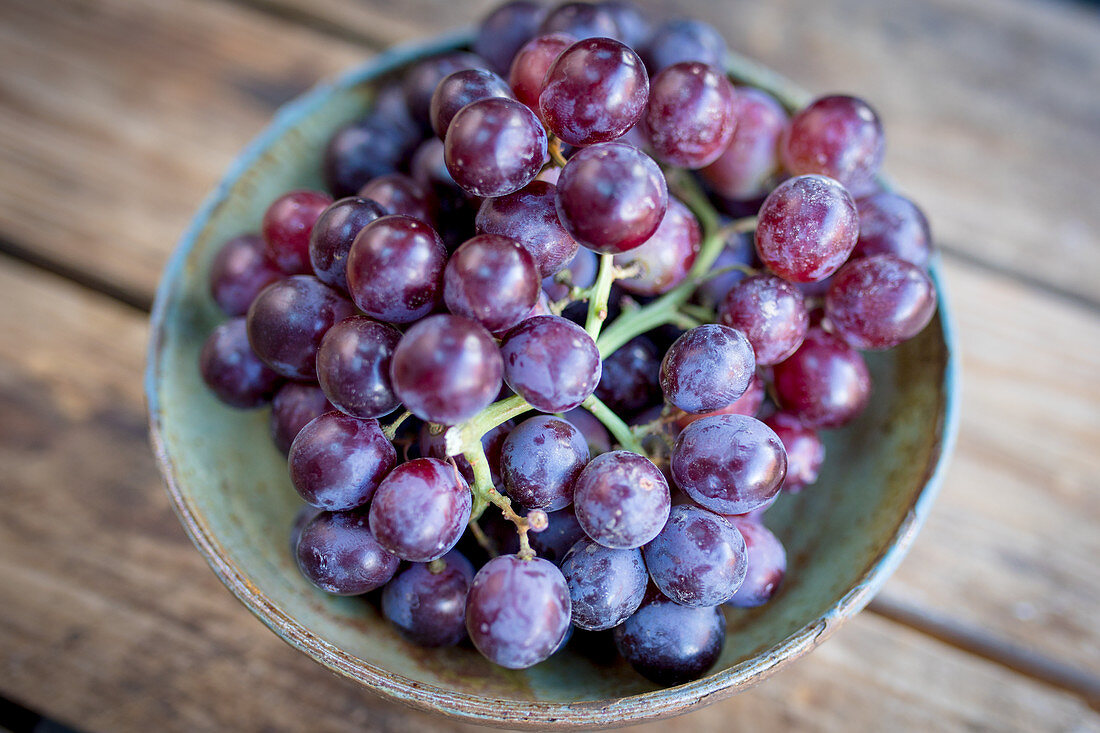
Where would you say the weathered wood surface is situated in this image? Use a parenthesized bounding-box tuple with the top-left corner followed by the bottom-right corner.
(0, 0, 1099, 729)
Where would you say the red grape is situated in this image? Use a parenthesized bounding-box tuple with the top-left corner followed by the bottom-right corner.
(508, 32, 577, 111)
(270, 382, 332, 454)
(701, 86, 788, 199)
(309, 196, 387, 292)
(402, 51, 491, 125)
(573, 450, 670, 549)
(781, 94, 885, 192)
(718, 274, 809, 365)
(764, 411, 825, 492)
(853, 191, 932, 267)
(660, 324, 755, 414)
(382, 550, 474, 647)
(613, 197, 701, 296)
(208, 233, 283, 317)
(199, 318, 281, 408)
(443, 234, 540, 332)
(315, 316, 402, 419)
(725, 515, 786, 607)
(358, 174, 433, 224)
(369, 457, 472, 562)
(476, 181, 580, 277)
(500, 315, 601, 413)
(262, 190, 333, 275)
(644, 62, 737, 169)
(345, 215, 447, 324)
(289, 412, 396, 511)
(613, 593, 725, 685)
(560, 538, 647, 630)
(825, 254, 937, 350)
(643, 504, 748, 607)
(444, 97, 547, 198)
(475, 1, 547, 75)
(538, 2, 620, 40)
(500, 415, 590, 511)
(772, 328, 870, 428)
(642, 19, 727, 72)
(430, 68, 516, 139)
(296, 509, 399, 595)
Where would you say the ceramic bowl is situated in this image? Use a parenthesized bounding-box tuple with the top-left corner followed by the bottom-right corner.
(146, 30, 960, 729)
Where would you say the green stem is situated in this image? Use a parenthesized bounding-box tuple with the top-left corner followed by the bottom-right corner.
(585, 253, 616, 339)
(382, 410, 412, 440)
(464, 441, 534, 559)
(548, 136, 568, 168)
(582, 394, 644, 454)
(444, 393, 529, 456)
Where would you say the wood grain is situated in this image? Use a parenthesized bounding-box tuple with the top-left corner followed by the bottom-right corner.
(1, 255, 1097, 732)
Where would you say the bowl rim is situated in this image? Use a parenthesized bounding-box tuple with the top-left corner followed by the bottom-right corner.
(146, 29, 961, 729)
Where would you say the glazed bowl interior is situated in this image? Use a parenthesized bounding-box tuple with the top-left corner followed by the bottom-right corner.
(147, 32, 958, 729)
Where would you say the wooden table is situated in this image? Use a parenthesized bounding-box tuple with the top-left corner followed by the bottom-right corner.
(1, 0, 1098, 730)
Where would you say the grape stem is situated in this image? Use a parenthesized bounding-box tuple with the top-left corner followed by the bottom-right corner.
(381, 409, 413, 440)
(581, 394, 644, 454)
(547, 136, 569, 168)
(585, 253, 617, 338)
(463, 440, 535, 560)
(466, 517, 498, 558)
(443, 393, 529, 457)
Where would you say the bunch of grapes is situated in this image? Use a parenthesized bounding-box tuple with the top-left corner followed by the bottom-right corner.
(199, 0, 937, 686)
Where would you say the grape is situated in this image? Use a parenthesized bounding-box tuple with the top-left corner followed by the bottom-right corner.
(674, 372, 765, 430)
(476, 181, 580, 277)
(245, 275, 356, 380)
(296, 509, 400, 595)
(309, 196, 387, 292)
(701, 87, 789, 199)
(643, 19, 727, 72)
(289, 504, 323, 558)
(725, 516, 787, 607)
(614, 593, 725, 685)
(573, 450, 670, 549)
(763, 411, 824, 492)
(390, 314, 503, 425)
(781, 95, 884, 193)
(560, 538, 647, 630)
(199, 318, 281, 408)
(271, 382, 333, 454)
(501, 416, 590, 511)
(644, 62, 737, 169)
(208, 233, 283, 317)
(696, 230, 755, 306)
(508, 32, 577, 111)
(323, 118, 414, 198)
(543, 246, 598, 301)
(358, 174, 433, 224)
(671, 414, 787, 515)
(594, 336, 660, 418)
(289, 412, 396, 511)
(755, 175, 859, 283)
(660, 324, 755, 414)
(529, 506, 589, 564)
(718, 274, 809, 365)
(500, 315, 601, 413)
(315, 316, 402, 419)
(443, 234, 540, 332)
(538, 2, 620, 40)
(345, 215, 447, 324)
(368, 457, 472, 562)
(409, 137, 481, 249)
(475, 1, 547, 75)
(613, 197, 701, 296)
(430, 68, 516, 139)
(382, 550, 474, 647)
(826, 254, 937, 350)
(599, 0, 651, 47)
(539, 37, 649, 147)
(555, 143, 668, 254)
(402, 52, 491, 125)
(262, 190, 334, 275)
(643, 504, 748, 607)
(495, 288, 553, 338)
(465, 555, 571, 669)
(853, 191, 932, 267)
(771, 328, 870, 428)
(419, 419, 513, 486)
(445, 97, 548, 199)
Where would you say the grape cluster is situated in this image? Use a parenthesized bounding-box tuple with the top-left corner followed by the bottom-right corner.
(198, 0, 937, 686)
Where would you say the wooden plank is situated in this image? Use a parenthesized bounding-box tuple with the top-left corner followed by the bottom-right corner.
(0, 255, 1096, 732)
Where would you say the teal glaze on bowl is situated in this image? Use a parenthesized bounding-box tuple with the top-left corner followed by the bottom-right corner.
(146, 31, 960, 729)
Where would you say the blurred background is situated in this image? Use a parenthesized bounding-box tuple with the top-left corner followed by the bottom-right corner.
(0, 0, 1097, 731)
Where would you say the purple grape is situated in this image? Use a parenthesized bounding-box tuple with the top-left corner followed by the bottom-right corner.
(419, 419, 513, 486)
(289, 412, 396, 511)
(296, 509, 400, 595)
(289, 504, 324, 558)
(444, 97, 547, 198)
(199, 317, 281, 408)
(614, 593, 726, 685)
(262, 190, 334, 275)
(543, 246, 598, 300)
(696, 230, 755, 306)
(643, 504, 747, 607)
(529, 505, 589, 564)
(465, 555, 571, 669)
(573, 450, 670, 549)
(538, 2, 620, 40)
(853, 192, 932, 267)
(826, 254, 937, 350)
(674, 372, 765, 430)
(508, 32, 577, 112)
(772, 328, 871, 428)
(271, 382, 333, 454)
(500, 315, 601, 413)
(368, 457, 472, 562)
(382, 550, 475, 647)
(345, 215, 447, 324)
(539, 37, 649, 147)
(599, 0, 651, 47)
(613, 197, 701, 296)
(245, 275, 356, 380)
(390, 314, 503, 425)
(308, 196, 387, 292)
(475, 1, 547, 75)
(476, 181, 580, 278)
(444, 234, 540, 332)
(755, 174, 859, 283)
(315, 316, 402, 419)
(208, 233, 283, 317)
(643, 19, 727, 72)
(594, 336, 661, 417)
(725, 515, 786, 607)
(501, 416, 590, 511)
(659, 324, 755, 414)
(561, 538, 647, 630)
(718, 274, 809, 365)
(409, 137, 481, 249)
(701, 86, 789, 200)
(671, 414, 787, 515)
(495, 288, 553, 337)
(644, 62, 737, 169)
(764, 411, 825, 492)
(430, 68, 516, 139)
(358, 174, 433, 224)
(402, 52, 491, 125)
(556, 143, 668, 254)
(781, 95, 885, 193)
(322, 117, 416, 198)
